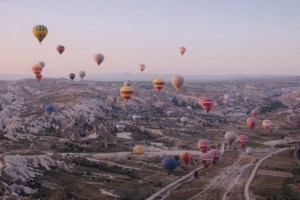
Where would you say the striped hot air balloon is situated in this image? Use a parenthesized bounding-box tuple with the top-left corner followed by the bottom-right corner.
(139, 64, 145, 72)
(32, 25, 48, 44)
(124, 80, 132, 87)
(31, 64, 43, 76)
(246, 117, 257, 130)
(171, 76, 184, 91)
(120, 86, 134, 102)
(133, 145, 144, 154)
(38, 61, 45, 68)
(197, 139, 211, 153)
(262, 119, 272, 130)
(94, 54, 104, 66)
(208, 149, 221, 166)
(251, 109, 258, 117)
(237, 135, 249, 148)
(69, 73, 75, 81)
(36, 74, 42, 82)
(162, 157, 177, 175)
(152, 78, 165, 92)
(179, 47, 186, 55)
(180, 152, 192, 165)
(224, 131, 237, 145)
(56, 45, 65, 55)
(199, 97, 214, 113)
(200, 152, 213, 168)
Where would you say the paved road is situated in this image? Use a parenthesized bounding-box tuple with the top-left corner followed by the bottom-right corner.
(244, 148, 288, 200)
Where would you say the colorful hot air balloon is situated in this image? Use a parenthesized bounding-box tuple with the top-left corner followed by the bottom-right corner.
(237, 135, 249, 148)
(246, 117, 257, 130)
(124, 80, 132, 87)
(132, 114, 141, 122)
(120, 86, 134, 102)
(200, 152, 213, 168)
(116, 123, 126, 132)
(38, 61, 45, 68)
(139, 64, 145, 72)
(45, 104, 54, 115)
(199, 97, 214, 113)
(262, 119, 272, 130)
(32, 25, 48, 44)
(32, 64, 43, 76)
(180, 152, 192, 165)
(246, 147, 254, 154)
(152, 78, 165, 92)
(224, 131, 237, 145)
(36, 74, 42, 82)
(197, 139, 211, 153)
(171, 76, 184, 91)
(56, 45, 65, 55)
(244, 96, 249, 104)
(251, 109, 258, 117)
(69, 73, 75, 81)
(162, 157, 177, 175)
(94, 54, 104, 66)
(180, 117, 189, 126)
(179, 47, 186, 55)
(167, 111, 173, 117)
(133, 145, 144, 154)
(78, 71, 86, 80)
(294, 120, 300, 128)
(158, 102, 168, 110)
(208, 149, 221, 166)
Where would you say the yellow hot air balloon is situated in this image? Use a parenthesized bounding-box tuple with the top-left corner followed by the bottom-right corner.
(120, 86, 133, 102)
(171, 76, 184, 91)
(133, 145, 144, 154)
(32, 25, 48, 44)
(31, 64, 43, 76)
(153, 78, 165, 92)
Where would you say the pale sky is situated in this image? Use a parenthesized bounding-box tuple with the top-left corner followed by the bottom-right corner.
(0, 0, 300, 77)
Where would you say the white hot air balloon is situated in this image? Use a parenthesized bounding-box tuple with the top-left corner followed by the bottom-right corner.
(78, 71, 86, 80)
(180, 117, 189, 126)
(38, 61, 45, 68)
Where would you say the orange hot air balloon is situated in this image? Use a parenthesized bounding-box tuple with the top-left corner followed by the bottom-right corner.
(180, 152, 192, 165)
(120, 86, 133, 102)
(36, 74, 42, 82)
(139, 64, 145, 72)
(133, 145, 144, 154)
(31, 64, 43, 76)
(246, 117, 257, 130)
(152, 78, 165, 92)
(262, 119, 272, 130)
(179, 47, 186, 55)
(171, 76, 184, 91)
(199, 97, 214, 113)
(56, 45, 65, 55)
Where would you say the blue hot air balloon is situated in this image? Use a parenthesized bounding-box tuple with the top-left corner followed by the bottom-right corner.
(162, 157, 177, 175)
(45, 104, 54, 115)
(69, 73, 75, 81)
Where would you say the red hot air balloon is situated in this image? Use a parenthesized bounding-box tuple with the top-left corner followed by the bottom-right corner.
(237, 135, 249, 148)
(246, 117, 257, 130)
(139, 64, 145, 72)
(197, 139, 211, 153)
(200, 152, 213, 168)
(251, 109, 258, 117)
(36, 74, 42, 82)
(56, 45, 65, 55)
(208, 149, 221, 166)
(199, 97, 214, 113)
(179, 47, 186, 55)
(180, 152, 192, 165)
(262, 119, 272, 130)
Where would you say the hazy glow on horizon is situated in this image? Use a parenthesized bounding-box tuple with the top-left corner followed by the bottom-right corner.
(0, 0, 300, 77)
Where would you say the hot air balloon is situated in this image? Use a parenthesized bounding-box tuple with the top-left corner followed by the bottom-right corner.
(180, 117, 189, 126)
(251, 109, 258, 117)
(171, 76, 184, 91)
(262, 119, 272, 130)
(246, 147, 254, 154)
(179, 47, 186, 55)
(246, 117, 257, 130)
(244, 97, 249, 104)
(199, 97, 214, 113)
(78, 71, 86, 80)
(32, 64, 43, 76)
(167, 111, 173, 117)
(124, 80, 132, 87)
(187, 106, 192, 111)
(158, 102, 168, 110)
(132, 114, 141, 122)
(208, 149, 221, 166)
(45, 104, 54, 115)
(139, 64, 145, 72)
(116, 123, 126, 132)
(94, 54, 104, 66)
(162, 157, 177, 175)
(69, 73, 75, 81)
(152, 78, 165, 92)
(56, 45, 65, 55)
(133, 145, 144, 154)
(197, 139, 211, 153)
(36, 74, 42, 82)
(38, 61, 45, 68)
(237, 135, 249, 148)
(120, 86, 134, 102)
(224, 131, 237, 145)
(180, 152, 192, 165)
(32, 25, 48, 44)
(294, 120, 300, 128)
(245, 108, 251, 115)
(200, 152, 213, 168)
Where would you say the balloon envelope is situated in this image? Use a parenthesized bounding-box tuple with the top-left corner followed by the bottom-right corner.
(200, 152, 213, 168)
(197, 139, 211, 153)
(45, 104, 54, 115)
(32, 64, 43, 76)
(120, 86, 134, 102)
(224, 131, 237, 145)
(208, 149, 221, 166)
(133, 145, 144, 154)
(161, 157, 177, 175)
(199, 97, 214, 113)
(78, 71, 86, 80)
(152, 78, 165, 92)
(94, 54, 104, 66)
(124, 80, 132, 87)
(180, 152, 192, 165)
(180, 117, 189, 126)
(32, 25, 48, 44)
(139, 64, 145, 72)
(38, 61, 45, 68)
(69, 73, 75, 81)
(179, 47, 186, 55)
(56, 45, 65, 55)
(171, 76, 184, 91)
(36, 74, 42, 82)
(237, 135, 249, 148)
